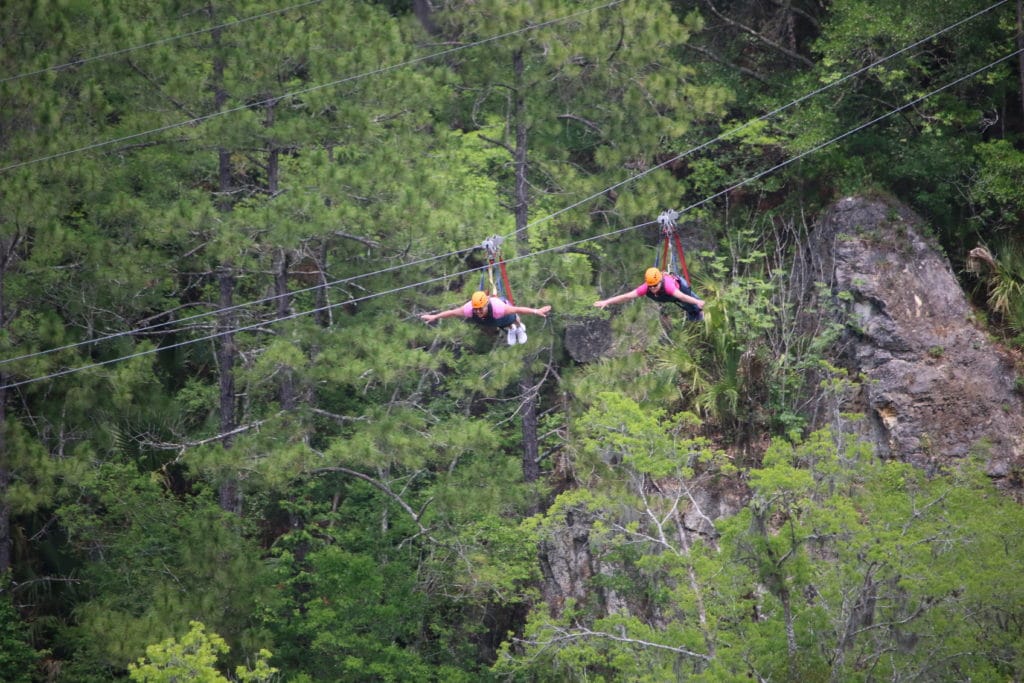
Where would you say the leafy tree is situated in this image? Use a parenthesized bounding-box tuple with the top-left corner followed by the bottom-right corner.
(128, 621, 276, 683)
(53, 463, 276, 679)
(785, 0, 1019, 242)
(0, 585, 38, 683)
(496, 392, 739, 680)
(720, 432, 1024, 682)
(499, 395, 1024, 681)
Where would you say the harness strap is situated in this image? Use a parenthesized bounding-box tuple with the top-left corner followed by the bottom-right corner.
(481, 235, 514, 305)
(672, 232, 690, 286)
(657, 236, 672, 273)
(485, 258, 500, 297)
(497, 257, 515, 305)
(656, 209, 690, 287)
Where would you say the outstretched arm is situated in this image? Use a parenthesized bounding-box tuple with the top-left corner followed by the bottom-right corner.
(420, 306, 465, 323)
(671, 288, 704, 309)
(505, 304, 552, 318)
(593, 290, 639, 309)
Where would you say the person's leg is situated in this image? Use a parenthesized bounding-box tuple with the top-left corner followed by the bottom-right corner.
(675, 278, 703, 322)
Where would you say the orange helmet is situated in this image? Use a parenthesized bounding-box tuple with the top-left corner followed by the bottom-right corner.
(645, 267, 663, 286)
(471, 291, 489, 309)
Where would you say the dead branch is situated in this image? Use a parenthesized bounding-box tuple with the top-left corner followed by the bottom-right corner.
(518, 624, 711, 662)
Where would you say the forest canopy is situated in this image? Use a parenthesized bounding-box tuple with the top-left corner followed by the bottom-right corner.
(1, 0, 1023, 680)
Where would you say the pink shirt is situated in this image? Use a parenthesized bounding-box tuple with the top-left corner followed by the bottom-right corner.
(462, 298, 509, 318)
(634, 276, 681, 298)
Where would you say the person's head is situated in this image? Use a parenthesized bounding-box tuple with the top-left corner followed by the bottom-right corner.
(645, 267, 663, 289)
(471, 290, 489, 316)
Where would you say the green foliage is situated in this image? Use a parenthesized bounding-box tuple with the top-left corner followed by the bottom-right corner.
(53, 464, 275, 676)
(128, 621, 276, 683)
(495, 392, 741, 679)
(968, 242, 1024, 339)
(501, 421, 1024, 681)
(783, 0, 1014, 238)
(971, 140, 1024, 229)
(0, 587, 38, 683)
(263, 479, 486, 682)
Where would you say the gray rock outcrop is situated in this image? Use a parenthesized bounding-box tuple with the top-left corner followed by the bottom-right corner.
(804, 195, 1024, 483)
(564, 317, 613, 363)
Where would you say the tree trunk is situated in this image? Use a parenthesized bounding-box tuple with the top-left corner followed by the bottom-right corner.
(209, 3, 241, 513)
(0, 231, 22, 574)
(265, 98, 279, 196)
(413, 0, 439, 36)
(274, 248, 295, 410)
(0, 395, 8, 575)
(0, 247, 9, 574)
(780, 585, 797, 679)
(314, 240, 331, 328)
(511, 48, 541, 485)
(675, 517, 715, 659)
(217, 266, 241, 513)
(1018, 0, 1023, 122)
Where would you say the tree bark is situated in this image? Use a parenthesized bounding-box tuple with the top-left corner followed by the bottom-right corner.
(217, 266, 241, 513)
(0, 242, 9, 574)
(511, 48, 541, 485)
(0, 396, 8, 575)
(314, 240, 331, 328)
(210, 4, 241, 513)
(780, 585, 797, 679)
(1018, 0, 1023, 122)
(265, 98, 279, 196)
(274, 248, 295, 410)
(413, 0, 440, 36)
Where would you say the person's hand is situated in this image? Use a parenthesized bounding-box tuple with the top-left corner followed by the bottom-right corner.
(696, 300, 704, 310)
(593, 300, 608, 309)
(421, 313, 437, 323)
(537, 305, 552, 317)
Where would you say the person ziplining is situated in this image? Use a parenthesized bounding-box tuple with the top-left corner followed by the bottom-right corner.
(592, 210, 704, 321)
(420, 235, 552, 345)
(593, 266, 704, 319)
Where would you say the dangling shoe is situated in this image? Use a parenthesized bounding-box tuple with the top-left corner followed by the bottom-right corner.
(515, 322, 528, 344)
(506, 326, 518, 346)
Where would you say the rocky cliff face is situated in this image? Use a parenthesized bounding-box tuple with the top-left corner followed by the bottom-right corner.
(803, 195, 1024, 487)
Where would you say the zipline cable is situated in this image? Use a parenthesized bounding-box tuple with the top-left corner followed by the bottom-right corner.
(0, 0, 626, 174)
(4, 43, 1019, 391)
(0, 0, 1006, 367)
(0, 0, 326, 85)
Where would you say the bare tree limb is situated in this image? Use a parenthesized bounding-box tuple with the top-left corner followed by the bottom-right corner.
(556, 113, 605, 136)
(478, 133, 514, 155)
(141, 417, 277, 455)
(127, 59, 201, 118)
(518, 625, 711, 662)
(331, 230, 381, 249)
(681, 42, 770, 84)
(310, 463, 436, 542)
(309, 407, 369, 424)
